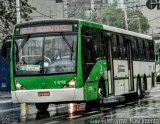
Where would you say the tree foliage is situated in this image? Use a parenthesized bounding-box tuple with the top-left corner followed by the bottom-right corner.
(0, 0, 35, 34)
(69, 4, 150, 34)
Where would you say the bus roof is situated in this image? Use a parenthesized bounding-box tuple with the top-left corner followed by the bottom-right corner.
(103, 25, 152, 40)
(15, 19, 79, 27)
(16, 19, 152, 40)
(79, 19, 152, 40)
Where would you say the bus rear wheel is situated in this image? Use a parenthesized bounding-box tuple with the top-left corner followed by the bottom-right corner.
(141, 75, 147, 98)
(35, 103, 49, 111)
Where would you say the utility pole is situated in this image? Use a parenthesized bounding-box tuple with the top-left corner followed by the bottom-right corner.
(124, 8, 128, 30)
(16, 0, 21, 24)
(63, 0, 68, 18)
(122, 0, 128, 30)
(91, 0, 94, 20)
(137, 17, 141, 33)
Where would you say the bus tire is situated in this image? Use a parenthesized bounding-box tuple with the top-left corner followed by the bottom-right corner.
(136, 76, 143, 99)
(35, 103, 49, 111)
(142, 74, 147, 98)
(85, 79, 105, 111)
(97, 81, 105, 106)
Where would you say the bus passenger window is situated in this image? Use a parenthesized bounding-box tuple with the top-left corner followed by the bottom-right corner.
(131, 39, 139, 60)
(144, 40, 150, 61)
(149, 41, 155, 61)
(112, 34, 120, 59)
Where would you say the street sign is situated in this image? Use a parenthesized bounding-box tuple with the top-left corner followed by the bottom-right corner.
(146, 0, 156, 9)
(146, 0, 160, 10)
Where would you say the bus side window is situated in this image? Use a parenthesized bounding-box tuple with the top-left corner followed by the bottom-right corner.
(142, 40, 147, 61)
(131, 38, 138, 60)
(149, 41, 155, 61)
(119, 35, 127, 60)
(85, 38, 93, 63)
(138, 39, 144, 61)
(144, 40, 150, 61)
(92, 29, 103, 60)
(111, 35, 117, 59)
(112, 34, 120, 59)
(123, 36, 128, 59)
(116, 35, 121, 59)
(82, 27, 94, 63)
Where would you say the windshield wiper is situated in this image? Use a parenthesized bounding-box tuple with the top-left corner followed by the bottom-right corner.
(15, 35, 30, 62)
(18, 35, 30, 53)
(61, 33, 74, 61)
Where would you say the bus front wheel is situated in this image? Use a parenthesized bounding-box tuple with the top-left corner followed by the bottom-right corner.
(35, 103, 49, 111)
(98, 82, 104, 106)
(136, 76, 143, 99)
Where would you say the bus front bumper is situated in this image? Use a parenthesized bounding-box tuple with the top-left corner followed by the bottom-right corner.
(11, 88, 84, 103)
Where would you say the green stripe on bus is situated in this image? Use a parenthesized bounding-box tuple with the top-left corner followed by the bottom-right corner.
(133, 75, 151, 79)
(80, 20, 103, 29)
(114, 77, 129, 80)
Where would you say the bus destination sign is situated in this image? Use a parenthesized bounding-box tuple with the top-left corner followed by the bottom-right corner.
(20, 25, 73, 34)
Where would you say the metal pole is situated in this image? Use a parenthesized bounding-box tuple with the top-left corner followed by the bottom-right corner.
(138, 17, 141, 33)
(124, 7, 128, 30)
(16, 0, 21, 24)
(91, 0, 94, 20)
(63, 0, 68, 18)
(121, 0, 128, 30)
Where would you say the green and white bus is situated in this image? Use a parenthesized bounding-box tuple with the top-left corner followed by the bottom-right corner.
(2, 19, 155, 111)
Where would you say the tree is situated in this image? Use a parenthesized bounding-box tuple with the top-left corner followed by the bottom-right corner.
(68, 5, 90, 20)
(0, 0, 35, 34)
(102, 5, 150, 34)
(69, 4, 150, 34)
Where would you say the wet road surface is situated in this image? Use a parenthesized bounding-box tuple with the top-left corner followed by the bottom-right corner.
(1, 84, 160, 124)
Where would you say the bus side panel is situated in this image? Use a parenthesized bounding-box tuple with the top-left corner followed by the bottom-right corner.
(113, 60, 129, 95)
(84, 82, 98, 101)
(133, 61, 155, 91)
(75, 21, 83, 88)
(84, 60, 108, 101)
(11, 26, 16, 91)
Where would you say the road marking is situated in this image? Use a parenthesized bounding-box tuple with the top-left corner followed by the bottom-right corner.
(0, 99, 12, 104)
(85, 111, 99, 115)
(126, 102, 137, 105)
(68, 115, 82, 119)
(115, 105, 125, 108)
(0, 107, 19, 113)
(44, 121, 60, 124)
(101, 108, 112, 111)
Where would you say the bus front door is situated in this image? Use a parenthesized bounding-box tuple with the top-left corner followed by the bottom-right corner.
(105, 33, 114, 95)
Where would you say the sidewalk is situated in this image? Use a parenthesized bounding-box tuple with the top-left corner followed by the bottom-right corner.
(0, 92, 12, 104)
(0, 92, 11, 98)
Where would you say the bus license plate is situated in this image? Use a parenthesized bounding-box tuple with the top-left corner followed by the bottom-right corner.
(38, 92, 50, 96)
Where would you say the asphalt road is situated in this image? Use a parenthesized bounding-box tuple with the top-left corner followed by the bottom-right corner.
(1, 84, 160, 124)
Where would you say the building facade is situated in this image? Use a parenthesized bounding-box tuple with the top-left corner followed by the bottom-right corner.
(28, 0, 64, 20)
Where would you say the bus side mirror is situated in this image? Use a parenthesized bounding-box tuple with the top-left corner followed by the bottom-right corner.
(1, 36, 11, 57)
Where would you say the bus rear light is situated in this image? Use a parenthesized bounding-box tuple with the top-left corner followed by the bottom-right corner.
(15, 80, 26, 90)
(63, 77, 76, 88)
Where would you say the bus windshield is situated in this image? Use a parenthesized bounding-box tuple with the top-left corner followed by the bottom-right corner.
(14, 33, 77, 75)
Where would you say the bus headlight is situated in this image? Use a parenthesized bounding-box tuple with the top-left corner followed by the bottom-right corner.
(15, 80, 26, 90)
(63, 77, 76, 88)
